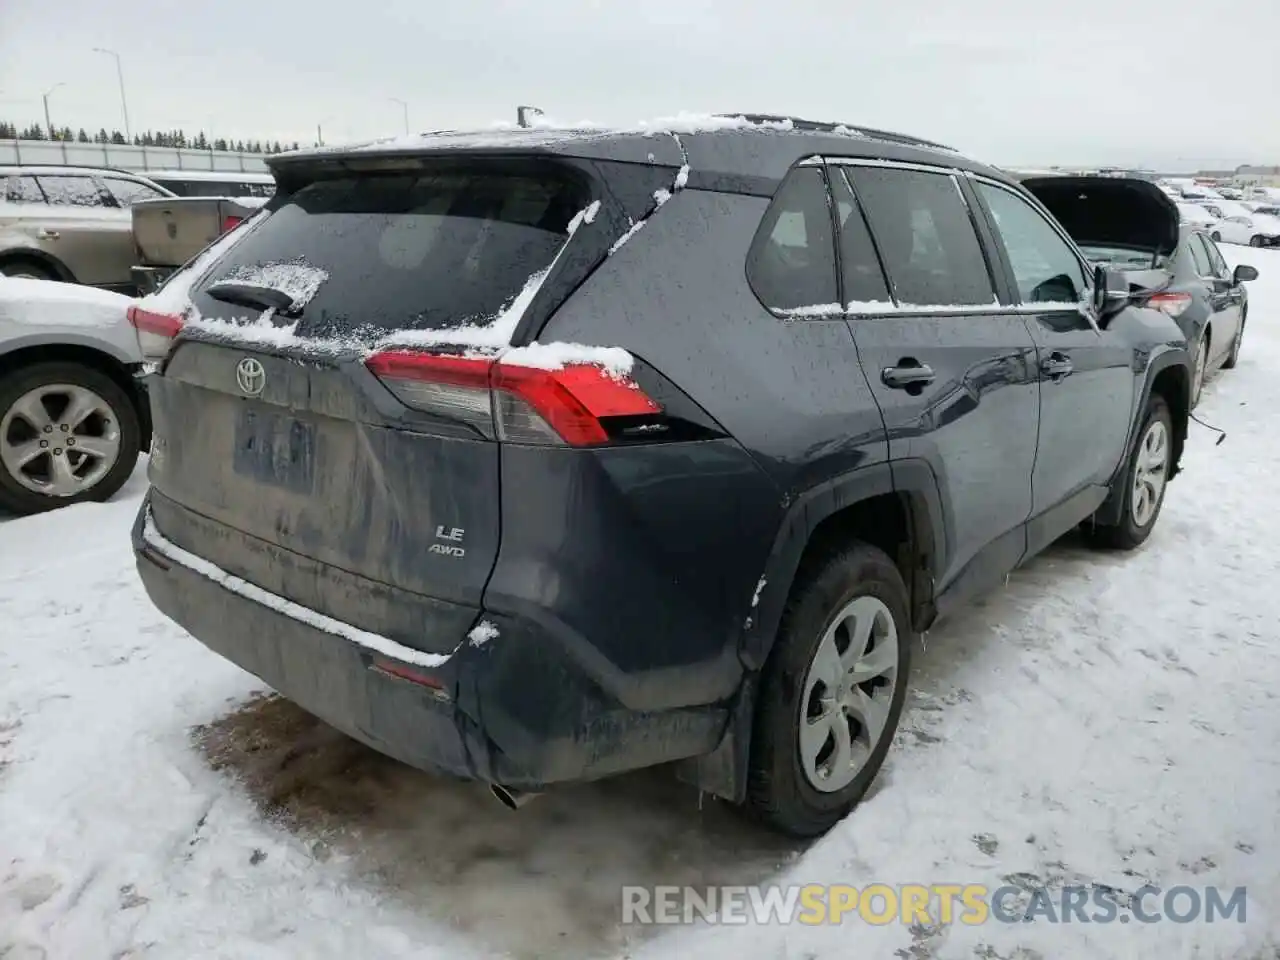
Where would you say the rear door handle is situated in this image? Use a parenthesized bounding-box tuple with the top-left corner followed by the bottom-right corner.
(881, 361, 936, 389)
(1041, 353, 1073, 380)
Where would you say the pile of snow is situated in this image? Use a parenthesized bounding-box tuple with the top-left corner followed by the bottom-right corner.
(499, 341, 635, 377)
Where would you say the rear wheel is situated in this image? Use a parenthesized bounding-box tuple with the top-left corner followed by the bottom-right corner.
(1087, 394, 1173, 550)
(0, 257, 57, 281)
(1250, 235, 1265, 248)
(1211, 231, 1222, 242)
(0, 362, 141, 515)
(746, 542, 912, 838)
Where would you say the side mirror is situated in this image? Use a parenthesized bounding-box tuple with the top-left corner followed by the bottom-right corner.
(1234, 264, 1259, 283)
(1092, 264, 1130, 317)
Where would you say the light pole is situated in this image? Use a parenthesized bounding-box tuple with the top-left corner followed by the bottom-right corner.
(92, 47, 131, 140)
(389, 98, 409, 135)
(42, 82, 65, 139)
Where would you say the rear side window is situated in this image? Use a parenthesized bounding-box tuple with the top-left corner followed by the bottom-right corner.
(104, 177, 167, 206)
(1187, 235, 1212, 275)
(36, 176, 107, 208)
(4, 175, 44, 204)
(829, 168, 891, 305)
(975, 182, 1088, 304)
(849, 168, 994, 306)
(746, 167, 838, 312)
(193, 166, 586, 337)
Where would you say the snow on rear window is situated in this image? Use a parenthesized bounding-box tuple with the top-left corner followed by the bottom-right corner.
(188, 169, 587, 342)
(217, 259, 329, 312)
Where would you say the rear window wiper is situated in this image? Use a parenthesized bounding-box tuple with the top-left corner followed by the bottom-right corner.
(205, 281, 299, 317)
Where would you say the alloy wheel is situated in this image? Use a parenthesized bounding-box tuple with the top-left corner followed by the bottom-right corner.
(799, 595, 899, 793)
(0, 384, 122, 497)
(1131, 419, 1169, 528)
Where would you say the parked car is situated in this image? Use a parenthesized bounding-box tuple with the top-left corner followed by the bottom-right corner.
(130, 117, 1192, 837)
(142, 170, 275, 200)
(1175, 201, 1219, 230)
(1029, 178, 1255, 406)
(131, 195, 267, 295)
(1244, 204, 1280, 220)
(1197, 198, 1256, 221)
(1208, 211, 1280, 247)
(0, 165, 174, 291)
(0, 272, 148, 513)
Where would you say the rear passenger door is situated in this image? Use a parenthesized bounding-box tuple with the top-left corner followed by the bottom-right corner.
(970, 178, 1133, 549)
(1196, 233, 1243, 367)
(833, 162, 1039, 602)
(32, 174, 132, 287)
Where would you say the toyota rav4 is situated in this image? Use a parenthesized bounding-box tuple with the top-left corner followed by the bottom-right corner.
(130, 116, 1191, 837)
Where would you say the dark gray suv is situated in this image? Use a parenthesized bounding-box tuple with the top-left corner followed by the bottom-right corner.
(131, 116, 1192, 837)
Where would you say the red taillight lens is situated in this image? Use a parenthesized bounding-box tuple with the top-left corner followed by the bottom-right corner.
(127, 304, 185, 360)
(221, 215, 244, 234)
(1146, 292, 1193, 317)
(364, 349, 661, 446)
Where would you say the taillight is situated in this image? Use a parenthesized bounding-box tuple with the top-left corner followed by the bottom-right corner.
(364, 350, 661, 446)
(127, 304, 184, 361)
(1146, 292, 1193, 317)
(221, 214, 244, 233)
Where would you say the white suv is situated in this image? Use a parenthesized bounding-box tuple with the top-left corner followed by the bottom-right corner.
(0, 271, 147, 514)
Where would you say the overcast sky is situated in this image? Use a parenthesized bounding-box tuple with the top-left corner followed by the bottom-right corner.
(1, 0, 1277, 171)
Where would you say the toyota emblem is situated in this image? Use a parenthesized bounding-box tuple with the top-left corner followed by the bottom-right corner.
(236, 357, 266, 396)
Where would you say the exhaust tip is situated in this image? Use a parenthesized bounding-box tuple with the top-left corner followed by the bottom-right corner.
(490, 783, 538, 810)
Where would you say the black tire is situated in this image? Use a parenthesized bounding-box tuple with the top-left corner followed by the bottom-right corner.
(1211, 231, 1222, 242)
(1222, 311, 1245, 369)
(1087, 394, 1173, 550)
(0, 362, 142, 515)
(1250, 235, 1264, 248)
(0, 257, 58, 282)
(746, 542, 912, 838)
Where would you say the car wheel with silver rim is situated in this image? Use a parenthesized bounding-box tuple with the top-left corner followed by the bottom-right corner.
(1087, 393, 1174, 550)
(747, 542, 912, 838)
(0, 361, 142, 515)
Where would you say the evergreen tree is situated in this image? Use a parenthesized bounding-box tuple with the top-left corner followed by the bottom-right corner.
(110, 131, 126, 145)
(77, 128, 90, 143)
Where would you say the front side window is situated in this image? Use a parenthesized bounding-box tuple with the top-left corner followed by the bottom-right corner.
(848, 167, 994, 306)
(976, 182, 1088, 304)
(35, 176, 106, 208)
(746, 167, 838, 312)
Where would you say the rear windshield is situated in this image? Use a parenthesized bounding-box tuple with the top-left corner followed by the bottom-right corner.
(190, 166, 586, 338)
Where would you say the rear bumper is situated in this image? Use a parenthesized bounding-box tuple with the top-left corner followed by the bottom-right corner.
(132, 494, 726, 788)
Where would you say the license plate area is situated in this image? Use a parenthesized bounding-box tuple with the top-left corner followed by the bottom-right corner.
(233, 407, 317, 493)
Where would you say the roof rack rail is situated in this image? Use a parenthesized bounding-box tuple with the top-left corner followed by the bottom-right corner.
(717, 114, 956, 152)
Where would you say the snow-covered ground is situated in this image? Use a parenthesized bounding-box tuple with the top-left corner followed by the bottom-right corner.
(3, 249, 1279, 960)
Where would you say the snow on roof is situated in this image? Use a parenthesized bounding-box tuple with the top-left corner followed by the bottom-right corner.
(279, 112, 949, 161)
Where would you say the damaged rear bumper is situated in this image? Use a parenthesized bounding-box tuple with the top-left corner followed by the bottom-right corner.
(132, 493, 726, 789)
